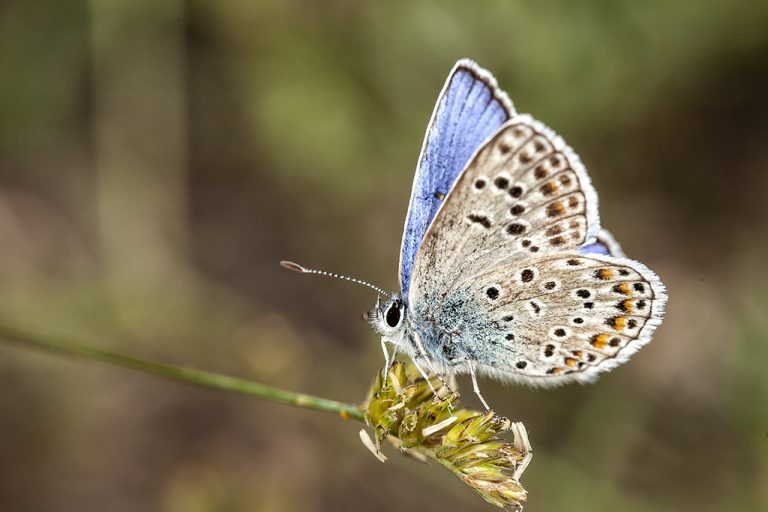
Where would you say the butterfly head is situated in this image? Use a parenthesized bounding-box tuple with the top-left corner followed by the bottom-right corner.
(369, 293, 409, 344)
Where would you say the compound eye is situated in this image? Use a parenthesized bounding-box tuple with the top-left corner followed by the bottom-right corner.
(385, 301, 402, 328)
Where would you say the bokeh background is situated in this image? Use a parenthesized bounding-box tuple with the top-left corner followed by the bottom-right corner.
(2, 1, 768, 511)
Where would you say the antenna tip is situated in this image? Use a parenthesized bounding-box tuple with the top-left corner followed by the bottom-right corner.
(279, 260, 306, 273)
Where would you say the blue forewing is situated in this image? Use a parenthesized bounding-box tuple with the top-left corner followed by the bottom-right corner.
(399, 60, 515, 299)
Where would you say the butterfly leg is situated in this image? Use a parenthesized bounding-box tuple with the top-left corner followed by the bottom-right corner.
(470, 364, 491, 411)
(380, 337, 391, 382)
(411, 356, 438, 395)
(409, 330, 455, 397)
(380, 340, 399, 384)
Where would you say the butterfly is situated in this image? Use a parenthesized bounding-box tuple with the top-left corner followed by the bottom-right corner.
(284, 59, 667, 409)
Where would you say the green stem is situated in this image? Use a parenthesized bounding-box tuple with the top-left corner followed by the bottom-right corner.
(0, 324, 365, 422)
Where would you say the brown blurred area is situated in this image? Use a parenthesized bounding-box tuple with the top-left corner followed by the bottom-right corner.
(2, 1, 768, 511)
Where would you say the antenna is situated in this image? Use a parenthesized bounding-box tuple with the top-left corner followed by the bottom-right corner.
(280, 260, 388, 297)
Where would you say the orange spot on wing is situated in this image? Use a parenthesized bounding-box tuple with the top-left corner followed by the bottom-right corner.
(565, 358, 578, 368)
(546, 201, 565, 217)
(540, 181, 558, 196)
(591, 334, 610, 349)
(596, 268, 614, 280)
(615, 283, 632, 295)
(621, 299, 634, 312)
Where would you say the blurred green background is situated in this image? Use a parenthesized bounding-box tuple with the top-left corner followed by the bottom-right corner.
(2, 1, 768, 511)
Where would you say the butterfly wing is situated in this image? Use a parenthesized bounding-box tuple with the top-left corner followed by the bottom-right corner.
(408, 114, 601, 302)
(406, 113, 666, 383)
(443, 252, 666, 386)
(581, 228, 626, 257)
(399, 59, 515, 299)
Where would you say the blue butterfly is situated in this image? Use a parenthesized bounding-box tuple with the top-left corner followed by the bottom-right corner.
(285, 59, 666, 409)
